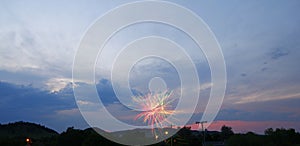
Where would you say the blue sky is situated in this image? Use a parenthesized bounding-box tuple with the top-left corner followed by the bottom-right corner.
(0, 0, 300, 133)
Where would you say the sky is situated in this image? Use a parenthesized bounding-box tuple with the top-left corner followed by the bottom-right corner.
(0, 0, 300, 134)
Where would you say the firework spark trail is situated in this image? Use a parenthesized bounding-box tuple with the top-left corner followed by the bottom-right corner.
(133, 90, 176, 130)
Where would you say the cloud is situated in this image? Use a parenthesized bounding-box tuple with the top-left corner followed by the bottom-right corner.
(224, 82, 300, 105)
(200, 82, 212, 91)
(45, 78, 73, 93)
(56, 108, 80, 116)
(270, 48, 289, 60)
(0, 81, 80, 131)
(77, 100, 95, 106)
(0, 28, 43, 72)
(235, 92, 300, 104)
(0, 0, 108, 82)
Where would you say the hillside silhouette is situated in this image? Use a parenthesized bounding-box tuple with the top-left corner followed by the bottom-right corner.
(0, 121, 58, 138)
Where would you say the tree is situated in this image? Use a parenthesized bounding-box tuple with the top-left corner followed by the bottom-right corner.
(264, 128, 274, 135)
(58, 127, 85, 146)
(264, 128, 298, 146)
(221, 125, 234, 140)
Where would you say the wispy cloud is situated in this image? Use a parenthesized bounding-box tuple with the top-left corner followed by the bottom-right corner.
(56, 108, 80, 116)
(77, 100, 95, 106)
(235, 92, 300, 104)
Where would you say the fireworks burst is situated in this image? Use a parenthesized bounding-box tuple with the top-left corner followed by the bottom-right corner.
(133, 90, 177, 129)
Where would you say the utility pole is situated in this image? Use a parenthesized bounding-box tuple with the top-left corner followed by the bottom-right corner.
(195, 121, 207, 146)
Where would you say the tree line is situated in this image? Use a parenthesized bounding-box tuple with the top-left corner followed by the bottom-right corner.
(0, 121, 299, 146)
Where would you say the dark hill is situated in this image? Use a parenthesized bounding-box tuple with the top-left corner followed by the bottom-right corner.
(0, 121, 58, 139)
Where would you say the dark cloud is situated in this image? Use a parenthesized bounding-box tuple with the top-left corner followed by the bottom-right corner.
(0, 81, 87, 132)
(270, 48, 289, 60)
(218, 97, 300, 122)
(215, 109, 294, 121)
(96, 79, 119, 105)
(261, 67, 267, 72)
(0, 79, 149, 131)
(240, 73, 247, 77)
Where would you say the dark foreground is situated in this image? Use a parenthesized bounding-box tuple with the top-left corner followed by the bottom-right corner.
(0, 121, 300, 146)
